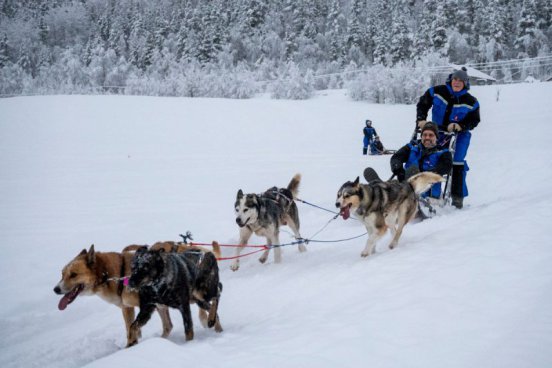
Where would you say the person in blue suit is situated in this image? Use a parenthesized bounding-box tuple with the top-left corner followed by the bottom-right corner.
(362, 120, 377, 155)
(415, 67, 480, 209)
(391, 122, 452, 199)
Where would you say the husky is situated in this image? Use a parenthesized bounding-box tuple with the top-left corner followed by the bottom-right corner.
(232, 173, 306, 271)
(53, 245, 173, 347)
(335, 172, 444, 257)
(127, 247, 223, 346)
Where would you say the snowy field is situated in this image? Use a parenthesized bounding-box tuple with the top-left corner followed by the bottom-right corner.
(1, 82, 552, 368)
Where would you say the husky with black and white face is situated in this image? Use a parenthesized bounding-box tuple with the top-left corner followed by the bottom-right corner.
(336, 172, 444, 258)
(232, 174, 306, 271)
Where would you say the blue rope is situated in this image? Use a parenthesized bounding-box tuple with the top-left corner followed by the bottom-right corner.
(296, 198, 340, 215)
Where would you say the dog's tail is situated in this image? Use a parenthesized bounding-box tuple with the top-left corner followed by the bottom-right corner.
(211, 241, 221, 259)
(287, 173, 301, 199)
(408, 172, 445, 195)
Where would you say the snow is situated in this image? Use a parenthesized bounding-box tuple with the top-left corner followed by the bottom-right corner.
(1, 82, 552, 368)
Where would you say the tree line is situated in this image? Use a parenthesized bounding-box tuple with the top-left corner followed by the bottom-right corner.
(0, 0, 550, 101)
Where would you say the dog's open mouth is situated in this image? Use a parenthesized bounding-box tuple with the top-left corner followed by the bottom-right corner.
(58, 284, 84, 311)
(340, 204, 352, 220)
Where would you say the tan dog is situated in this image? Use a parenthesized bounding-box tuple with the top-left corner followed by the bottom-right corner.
(53, 245, 172, 347)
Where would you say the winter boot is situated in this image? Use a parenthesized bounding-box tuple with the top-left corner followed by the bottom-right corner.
(452, 196, 464, 209)
(363, 147, 368, 155)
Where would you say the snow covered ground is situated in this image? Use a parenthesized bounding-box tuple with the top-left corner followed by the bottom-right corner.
(1, 82, 551, 368)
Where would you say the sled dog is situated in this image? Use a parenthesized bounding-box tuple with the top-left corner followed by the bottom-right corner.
(232, 173, 305, 271)
(127, 247, 223, 346)
(335, 172, 444, 257)
(53, 245, 173, 347)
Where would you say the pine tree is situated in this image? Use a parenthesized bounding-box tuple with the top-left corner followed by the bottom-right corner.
(0, 34, 10, 67)
(372, 0, 392, 65)
(514, 0, 539, 57)
(432, 4, 448, 55)
(347, 0, 365, 52)
(413, 0, 435, 59)
(389, 4, 412, 64)
(326, 0, 344, 62)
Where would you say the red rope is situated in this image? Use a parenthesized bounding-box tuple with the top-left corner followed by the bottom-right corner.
(189, 242, 270, 261)
(190, 241, 267, 249)
(215, 247, 268, 261)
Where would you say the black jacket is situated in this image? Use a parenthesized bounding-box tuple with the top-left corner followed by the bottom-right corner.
(416, 84, 480, 131)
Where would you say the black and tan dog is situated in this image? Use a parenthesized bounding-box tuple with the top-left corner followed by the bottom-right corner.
(127, 246, 223, 346)
(232, 174, 306, 271)
(335, 172, 444, 257)
(53, 245, 173, 347)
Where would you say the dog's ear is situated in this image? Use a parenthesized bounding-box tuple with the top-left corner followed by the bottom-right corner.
(237, 189, 244, 200)
(79, 248, 87, 256)
(86, 244, 96, 265)
(353, 176, 360, 188)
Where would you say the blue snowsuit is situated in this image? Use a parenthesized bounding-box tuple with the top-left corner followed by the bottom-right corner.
(390, 143, 453, 198)
(363, 126, 377, 151)
(416, 81, 480, 198)
(405, 144, 449, 197)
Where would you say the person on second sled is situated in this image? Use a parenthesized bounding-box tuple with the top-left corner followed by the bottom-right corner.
(362, 119, 377, 155)
(369, 136, 385, 155)
(390, 122, 452, 199)
(415, 67, 480, 209)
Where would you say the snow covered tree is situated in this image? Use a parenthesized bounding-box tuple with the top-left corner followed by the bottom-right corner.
(431, 4, 448, 55)
(389, 4, 412, 64)
(413, 0, 435, 59)
(372, 0, 392, 65)
(0, 34, 10, 67)
(326, 0, 345, 62)
(514, 0, 539, 58)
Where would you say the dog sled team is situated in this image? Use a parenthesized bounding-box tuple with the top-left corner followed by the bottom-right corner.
(53, 68, 480, 348)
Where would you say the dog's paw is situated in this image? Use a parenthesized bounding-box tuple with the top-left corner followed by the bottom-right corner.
(259, 256, 267, 264)
(360, 251, 370, 257)
(298, 243, 307, 253)
(185, 330, 194, 341)
(230, 262, 240, 271)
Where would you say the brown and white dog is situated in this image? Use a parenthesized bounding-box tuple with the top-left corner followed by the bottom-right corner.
(53, 244, 173, 347)
(54, 240, 221, 347)
(335, 172, 444, 257)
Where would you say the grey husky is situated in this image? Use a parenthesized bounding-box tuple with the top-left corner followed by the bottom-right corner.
(232, 174, 306, 271)
(335, 172, 444, 257)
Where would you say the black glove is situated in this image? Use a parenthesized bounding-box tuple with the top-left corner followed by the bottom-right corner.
(391, 163, 405, 182)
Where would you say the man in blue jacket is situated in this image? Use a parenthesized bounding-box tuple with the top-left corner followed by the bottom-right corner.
(415, 67, 480, 209)
(391, 122, 452, 199)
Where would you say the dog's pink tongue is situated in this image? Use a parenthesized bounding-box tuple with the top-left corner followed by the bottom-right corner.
(58, 295, 70, 311)
(340, 207, 350, 220)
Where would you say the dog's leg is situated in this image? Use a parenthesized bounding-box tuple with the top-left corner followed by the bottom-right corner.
(231, 227, 252, 271)
(361, 214, 387, 257)
(287, 216, 307, 253)
(198, 308, 209, 328)
(388, 209, 413, 250)
(122, 306, 137, 346)
(179, 301, 194, 341)
(207, 296, 222, 330)
(128, 303, 156, 347)
(156, 305, 173, 338)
